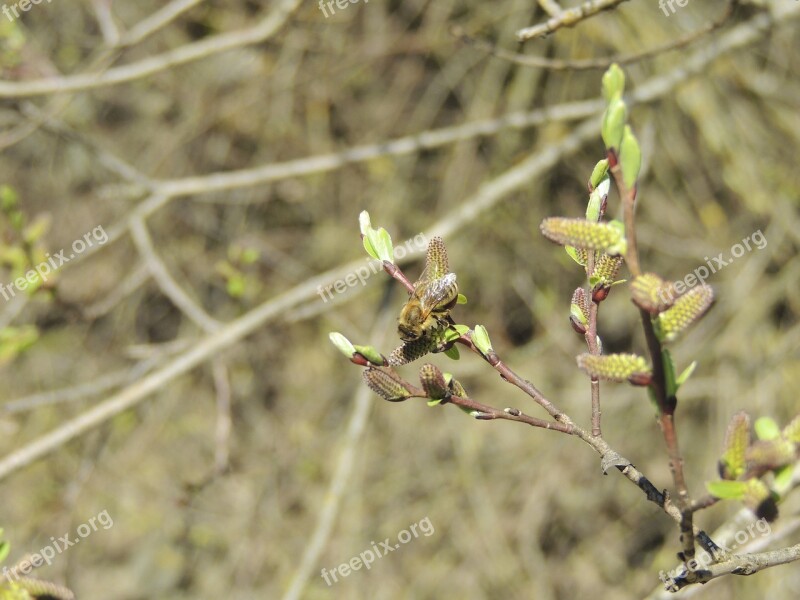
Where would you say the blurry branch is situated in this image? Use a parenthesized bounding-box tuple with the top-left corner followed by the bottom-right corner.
(517, 0, 631, 41)
(0, 0, 301, 98)
(0, 261, 345, 480)
(2, 358, 159, 414)
(281, 310, 393, 600)
(25, 104, 155, 188)
(211, 358, 232, 475)
(129, 214, 222, 333)
(153, 99, 603, 198)
(90, 0, 121, 46)
(82, 262, 151, 319)
(130, 3, 791, 203)
(0, 0, 795, 483)
(538, 0, 564, 18)
(117, 0, 206, 48)
(455, 1, 737, 71)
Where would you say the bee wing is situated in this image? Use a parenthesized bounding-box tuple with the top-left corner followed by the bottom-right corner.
(417, 272, 457, 316)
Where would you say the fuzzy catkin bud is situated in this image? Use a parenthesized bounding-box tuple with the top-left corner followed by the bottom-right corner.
(577, 353, 652, 385)
(363, 368, 416, 402)
(657, 285, 714, 342)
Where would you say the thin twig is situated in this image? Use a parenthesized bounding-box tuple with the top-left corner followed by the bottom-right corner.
(211, 358, 232, 475)
(117, 0, 206, 48)
(456, 2, 737, 71)
(517, 0, 632, 41)
(281, 310, 393, 600)
(586, 300, 602, 437)
(90, 0, 121, 47)
(129, 214, 222, 333)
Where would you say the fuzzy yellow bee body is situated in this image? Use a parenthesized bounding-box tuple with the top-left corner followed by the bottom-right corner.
(397, 237, 458, 342)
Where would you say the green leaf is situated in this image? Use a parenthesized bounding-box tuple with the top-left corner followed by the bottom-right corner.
(676, 361, 697, 388)
(427, 398, 443, 407)
(754, 417, 781, 441)
(353, 344, 385, 365)
(443, 324, 469, 343)
(0, 540, 9, 564)
(565, 245, 587, 266)
(663, 349, 677, 397)
(601, 63, 625, 102)
(329, 332, 356, 358)
(358, 210, 372, 236)
(472, 325, 493, 355)
(586, 177, 610, 221)
(602, 98, 626, 150)
(619, 126, 642, 189)
(0, 326, 38, 365)
(774, 464, 795, 495)
(226, 274, 246, 298)
(456, 293, 468, 305)
(363, 227, 394, 263)
(706, 480, 748, 500)
(588, 159, 610, 191)
(240, 248, 260, 265)
(358, 211, 394, 263)
(444, 346, 460, 360)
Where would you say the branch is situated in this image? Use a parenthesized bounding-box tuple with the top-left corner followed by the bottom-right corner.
(117, 0, 206, 48)
(517, 0, 631, 41)
(129, 214, 222, 333)
(0, 0, 302, 98)
(455, 1, 737, 71)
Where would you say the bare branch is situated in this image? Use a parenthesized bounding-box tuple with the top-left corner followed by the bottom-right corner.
(129, 215, 222, 333)
(118, 0, 206, 48)
(0, 0, 302, 98)
(517, 0, 631, 41)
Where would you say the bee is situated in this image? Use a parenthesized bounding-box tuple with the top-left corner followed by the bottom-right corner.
(397, 237, 459, 342)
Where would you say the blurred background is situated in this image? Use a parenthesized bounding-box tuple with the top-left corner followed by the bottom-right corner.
(0, 1, 798, 598)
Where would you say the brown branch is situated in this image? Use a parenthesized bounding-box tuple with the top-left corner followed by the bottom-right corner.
(610, 151, 695, 560)
(585, 295, 602, 437)
(456, 334, 571, 424)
